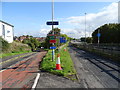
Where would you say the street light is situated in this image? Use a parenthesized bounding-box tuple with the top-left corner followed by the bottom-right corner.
(52, 0, 55, 61)
(85, 13, 87, 43)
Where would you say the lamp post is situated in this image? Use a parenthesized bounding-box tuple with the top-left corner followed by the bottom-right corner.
(85, 13, 87, 43)
(118, 1, 120, 23)
(52, 0, 55, 61)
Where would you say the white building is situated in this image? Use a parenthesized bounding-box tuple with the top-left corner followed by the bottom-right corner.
(0, 20, 14, 43)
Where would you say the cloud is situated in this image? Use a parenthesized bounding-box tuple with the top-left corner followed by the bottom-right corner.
(2, 0, 119, 2)
(20, 2, 118, 39)
(64, 2, 118, 38)
(39, 28, 51, 37)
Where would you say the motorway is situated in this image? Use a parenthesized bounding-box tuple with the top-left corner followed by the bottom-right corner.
(69, 45, 120, 88)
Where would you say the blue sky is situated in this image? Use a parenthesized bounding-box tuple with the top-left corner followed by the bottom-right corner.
(2, 2, 118, 38)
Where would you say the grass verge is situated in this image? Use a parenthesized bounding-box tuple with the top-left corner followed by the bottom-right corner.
(40, 44, 77, 80)
(0, 50, 32, 58)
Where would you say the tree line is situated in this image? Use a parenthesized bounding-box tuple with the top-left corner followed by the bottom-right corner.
(92, 23, 120, 43)
(80, 23, 120, 44)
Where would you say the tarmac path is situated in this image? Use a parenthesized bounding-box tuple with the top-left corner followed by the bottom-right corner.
(0, 51, 47, 89)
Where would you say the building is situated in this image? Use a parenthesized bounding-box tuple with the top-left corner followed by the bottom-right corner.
(19, 36, 28, 42)
(0, 20, 14, 43)
(35, 37, 46, 42)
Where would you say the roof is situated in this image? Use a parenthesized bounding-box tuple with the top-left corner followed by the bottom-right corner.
(0, 20, 14, 27)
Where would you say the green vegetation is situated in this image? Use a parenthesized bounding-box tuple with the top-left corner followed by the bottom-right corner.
(80, 37, 92, 43)
(0, 37, 31, 58)
(92, 23, 120, 43)
(0, 37, 10, 52)
(40, 44, 77, 80)
(43, 28, 72, 49)
(1, 51, 31, 58)
(22, 37, 41, 51)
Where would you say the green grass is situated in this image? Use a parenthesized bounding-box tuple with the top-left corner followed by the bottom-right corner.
(0, 50, 32, 58)
(40, 44, 77, 80)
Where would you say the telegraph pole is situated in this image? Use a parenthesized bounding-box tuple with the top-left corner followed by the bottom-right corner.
(118, 1, 120, 23)
(85, 13, 87, 43)
(52, 0, 55, 61)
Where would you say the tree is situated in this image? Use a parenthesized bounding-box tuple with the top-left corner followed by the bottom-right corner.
(22, 37, 40, 51)
(92, 23, 120, 43)
(0, 37, 10, 52)
(43, 28, 72, 48)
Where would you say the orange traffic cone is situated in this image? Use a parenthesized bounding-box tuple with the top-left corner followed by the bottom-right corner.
(64, 48, 66, 51)
(56, 54, 62, 70)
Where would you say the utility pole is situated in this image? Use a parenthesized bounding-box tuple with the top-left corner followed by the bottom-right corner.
(52, 0, 55, 61)
(118, 1, 120, 23)
(85, 13, 87, 43)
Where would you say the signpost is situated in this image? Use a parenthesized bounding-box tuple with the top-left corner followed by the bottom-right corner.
(60, 37, 66, 43)
(46, 21, 59, 25)
(97, 33, 101, 37)
(97, 29, 100, 46)
(50, 46, 56, 49)
(46, 0, 59, 62)
(50, 40, 56, 43)
(49, 35, 56, 40)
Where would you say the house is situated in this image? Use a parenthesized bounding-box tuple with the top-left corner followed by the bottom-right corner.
(19, 36, 28, 42)
(35, 37, 46, 42)
(0, 20, 14, 43)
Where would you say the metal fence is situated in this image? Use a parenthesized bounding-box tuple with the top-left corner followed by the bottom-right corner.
(71, 42, 120, 63)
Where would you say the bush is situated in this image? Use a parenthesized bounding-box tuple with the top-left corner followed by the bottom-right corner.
(0, 37, 10, 53)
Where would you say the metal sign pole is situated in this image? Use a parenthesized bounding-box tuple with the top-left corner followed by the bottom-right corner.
(52, 0, 55, 61)
(98, 29, 100, 46)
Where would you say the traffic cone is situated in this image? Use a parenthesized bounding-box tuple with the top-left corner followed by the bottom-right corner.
(64, 48, 66, 51)
(56, 54, 62, 70)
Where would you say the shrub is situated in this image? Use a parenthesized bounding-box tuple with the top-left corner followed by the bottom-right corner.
(0, 37, 10, 53)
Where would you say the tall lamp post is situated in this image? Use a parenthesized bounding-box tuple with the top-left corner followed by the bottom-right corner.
(85, 13, 87, 43)
(52, 0, 55, 61)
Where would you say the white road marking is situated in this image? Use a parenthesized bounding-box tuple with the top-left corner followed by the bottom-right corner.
(31, 73, 40, 90)
(0, 69, 6, 72)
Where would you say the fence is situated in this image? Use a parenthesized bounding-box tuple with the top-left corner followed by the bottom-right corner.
(71, 42, 120, 63)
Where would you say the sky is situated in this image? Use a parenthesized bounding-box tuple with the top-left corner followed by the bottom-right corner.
(1, 1, 119, 38)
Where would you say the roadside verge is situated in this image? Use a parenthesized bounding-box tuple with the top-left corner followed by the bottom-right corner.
(40, 43, 77, 81)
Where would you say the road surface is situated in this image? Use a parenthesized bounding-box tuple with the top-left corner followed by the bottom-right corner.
(1, 45, 120, 89)
(0, 51, 47, 89)
(69, 45, 120, 88)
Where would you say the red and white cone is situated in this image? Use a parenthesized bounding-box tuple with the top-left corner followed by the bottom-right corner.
(64, 48, 66, 51)
(56, 54, 62, 70)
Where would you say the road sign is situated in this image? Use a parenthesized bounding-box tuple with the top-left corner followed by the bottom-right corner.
(48, 34, 57, 36)
(50, 46, 56, 49)
(60, 37, 66, 43)
(97, 33, 101, 37)
(49, 36, 55, 40)
(50, 40, 56, 43)
(46, 21, 59, 25)
(49, 35, 56, 40)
